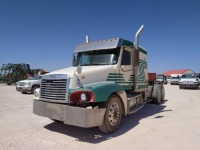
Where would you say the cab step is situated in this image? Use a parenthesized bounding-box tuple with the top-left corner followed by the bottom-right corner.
(127, 94, 144, 114)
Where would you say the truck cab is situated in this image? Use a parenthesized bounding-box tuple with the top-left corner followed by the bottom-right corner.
(33, 26, 165, 133)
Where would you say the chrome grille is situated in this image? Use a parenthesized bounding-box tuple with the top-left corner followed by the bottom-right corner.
(41, 79, 67, 101)
(19, 82, 26, 86)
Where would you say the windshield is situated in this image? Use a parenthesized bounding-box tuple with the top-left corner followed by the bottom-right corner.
(157, 76, 164, 79)
(181, 74, 196, 79)
(171, 77, 179, 79)
(73, 48, 120, 66)
(27, 75, 42, 80)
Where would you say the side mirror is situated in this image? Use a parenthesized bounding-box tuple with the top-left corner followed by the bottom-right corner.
(77, 65, 82, 74)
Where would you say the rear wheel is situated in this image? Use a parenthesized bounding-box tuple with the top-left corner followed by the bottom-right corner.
(161, 85, 165, 102)
(98, 94, 122, 133)
(152, 85, 162, 104)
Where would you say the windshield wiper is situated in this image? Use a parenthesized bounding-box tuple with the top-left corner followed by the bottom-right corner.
(91, 63, 112, 65)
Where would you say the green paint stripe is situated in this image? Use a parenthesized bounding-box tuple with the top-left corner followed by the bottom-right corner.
(109, 73, 123, 75)
(108, 75, 124, 78)
(139, 62, 147, 66)
(107, 79, 125, 81)
(139, 61, 147, 64)
(139, 59, 147, 63)
(107, 77, 125, 80)
(139, 61, 147, 68)
(139, 64, 147, 69)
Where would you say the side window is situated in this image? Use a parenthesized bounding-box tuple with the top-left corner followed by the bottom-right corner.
(121, 50, 131, 65)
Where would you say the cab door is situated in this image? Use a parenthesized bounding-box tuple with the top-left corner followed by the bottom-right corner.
(119, 47, 134, 90)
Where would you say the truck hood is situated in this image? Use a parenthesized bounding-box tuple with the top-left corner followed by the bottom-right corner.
(18, 79, 39, 83)
(46, 65, 116, 88)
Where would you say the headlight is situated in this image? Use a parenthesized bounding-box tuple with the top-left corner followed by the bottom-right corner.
(70, 90, 95, 104)
(81, 92, 87, 101)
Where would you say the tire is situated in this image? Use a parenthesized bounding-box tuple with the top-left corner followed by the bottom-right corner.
(152, 85, 162, 104)
(22, 92, 27, 94)
(161, 85, 165, 102)
(179, 86, 182, 89)
(147, 85, 153, 100)
(31, 86, 38, 94)
(98, 94, 123, 133)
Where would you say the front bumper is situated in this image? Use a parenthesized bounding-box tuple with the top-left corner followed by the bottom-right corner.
(179, 83, 199, 89)
(16, 86, 31, 92)
(33, 100, 106, 128)
(171, 81, 179, 85)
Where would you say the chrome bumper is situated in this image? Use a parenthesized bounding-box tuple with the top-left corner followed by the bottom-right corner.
(33, 100, 106, 128)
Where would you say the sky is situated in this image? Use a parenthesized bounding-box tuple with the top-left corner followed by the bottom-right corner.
(0, 0, 200, 73)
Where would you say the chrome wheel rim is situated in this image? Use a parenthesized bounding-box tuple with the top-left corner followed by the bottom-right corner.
(108, 102, 120, 126)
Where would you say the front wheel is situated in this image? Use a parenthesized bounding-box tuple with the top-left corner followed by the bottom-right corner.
(98, 94, 122, 133)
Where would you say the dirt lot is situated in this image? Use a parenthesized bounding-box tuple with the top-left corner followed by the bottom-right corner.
(0, 84, 200, 150)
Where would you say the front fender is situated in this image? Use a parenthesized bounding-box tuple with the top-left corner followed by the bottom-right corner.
(69, 82, 125, 102)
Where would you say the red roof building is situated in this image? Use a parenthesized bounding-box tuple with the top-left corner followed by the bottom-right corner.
(163, 69, 195, 76)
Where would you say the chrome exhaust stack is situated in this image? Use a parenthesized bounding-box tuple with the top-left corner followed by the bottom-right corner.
(86, 35, 89, 44)
(134, 25, 144, 49)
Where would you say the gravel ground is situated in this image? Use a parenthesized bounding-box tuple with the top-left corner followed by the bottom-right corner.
(0, 84, 200, 150)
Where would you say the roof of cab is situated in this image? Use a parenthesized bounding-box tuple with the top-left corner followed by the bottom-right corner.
(74, 38, 147, 54)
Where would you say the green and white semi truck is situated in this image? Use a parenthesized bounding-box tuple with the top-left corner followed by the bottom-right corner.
(33, 25, 165, 133)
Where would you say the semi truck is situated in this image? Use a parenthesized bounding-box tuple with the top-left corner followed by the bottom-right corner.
(33, 25, 165, 133)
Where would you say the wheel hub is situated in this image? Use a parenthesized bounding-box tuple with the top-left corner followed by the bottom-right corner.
(108, 102, 120, 126)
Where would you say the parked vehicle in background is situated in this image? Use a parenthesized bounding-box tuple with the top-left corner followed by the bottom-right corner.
(179, 73, 199, 89)
(197, 73, 200, 85)
(170, 74, 181, 85)
(16, 75, 43, 94)
(166, 76, 171, 83)
(156, 74, 167, 84)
